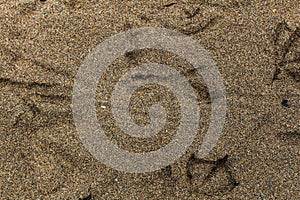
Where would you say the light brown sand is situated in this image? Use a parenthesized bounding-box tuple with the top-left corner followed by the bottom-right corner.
(0, 0, 299, 199)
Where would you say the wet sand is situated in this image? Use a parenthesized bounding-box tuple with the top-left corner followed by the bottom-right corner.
(0, 0, 299, 199)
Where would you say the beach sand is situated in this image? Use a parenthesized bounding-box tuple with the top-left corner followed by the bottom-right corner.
(0, 0, 299, 199)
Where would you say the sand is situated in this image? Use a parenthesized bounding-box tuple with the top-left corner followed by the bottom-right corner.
(0, 0, 299, 199)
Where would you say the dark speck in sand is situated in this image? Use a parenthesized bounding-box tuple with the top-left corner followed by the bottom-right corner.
(281, 99, 290, 108)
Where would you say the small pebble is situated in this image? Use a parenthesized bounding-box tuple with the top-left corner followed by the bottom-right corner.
(281, 99, 290, 108)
